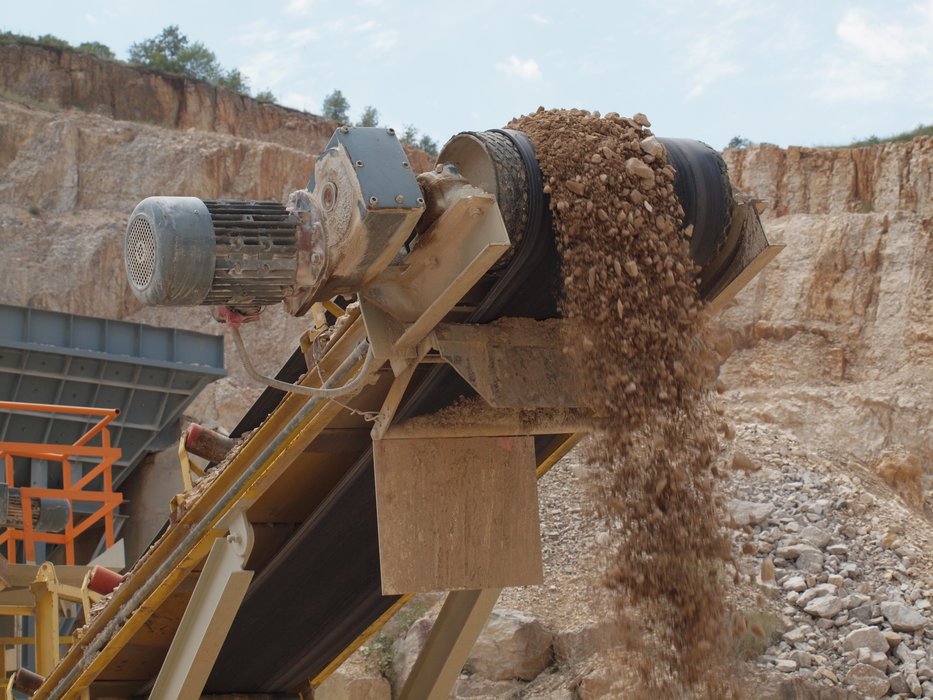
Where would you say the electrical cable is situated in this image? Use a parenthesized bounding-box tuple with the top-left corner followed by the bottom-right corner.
(230, 325, 376, 399)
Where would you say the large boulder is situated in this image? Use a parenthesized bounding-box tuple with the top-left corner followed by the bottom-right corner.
(390, 616, 434, 691)
(842, 626, 888, 653)
(844, 663, 889, 698)
(728, 499, 775, 526)
(313, 668, 391, 700)
(467, 609, 553, 681)
(390, 608, 553, 691)
(553, 620, 625, 666)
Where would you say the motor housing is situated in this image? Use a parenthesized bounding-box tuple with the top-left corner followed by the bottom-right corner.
(125, 197, 298, 313)
(124, 127, 425, 318)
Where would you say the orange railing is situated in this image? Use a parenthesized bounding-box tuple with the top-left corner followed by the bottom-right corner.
(0, 401, 122, 565)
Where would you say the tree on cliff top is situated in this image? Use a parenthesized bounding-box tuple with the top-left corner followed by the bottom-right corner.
(357, 105, 379, 127)
(129, 25, 248, 93)
(321, 89, 438, 156)
(322, 89, 350, 124)
(77, 41, 115, 60)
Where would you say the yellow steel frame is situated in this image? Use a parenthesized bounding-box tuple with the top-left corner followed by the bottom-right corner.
(33, 310, 582, 698)
(36, 319, 370, 699)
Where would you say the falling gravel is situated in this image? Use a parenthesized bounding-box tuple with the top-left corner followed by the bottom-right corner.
(509, 108, 737, 695)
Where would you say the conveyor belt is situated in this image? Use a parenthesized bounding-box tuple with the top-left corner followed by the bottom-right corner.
(207, 130, 560, 693)
(204, 131, 743, 693)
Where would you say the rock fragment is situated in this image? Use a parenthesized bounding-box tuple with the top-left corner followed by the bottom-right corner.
(845, 663, 889, 698)
(728, 499, 774, 526)
(468, 610, 553, 681)
(564, 180, 586, 196)
(799, 525, 831, 549)
(639, 136, 665, 158)
(803, 595, 842, 618)
(782, 576, 807, 592)
(731, 452, 758, 472)
(842, 626, 888, 653)
(624, 157, 655, 181)
(880, 601, 927, 632)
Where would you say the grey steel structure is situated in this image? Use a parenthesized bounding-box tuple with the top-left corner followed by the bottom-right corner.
(0, 304, 226, 489)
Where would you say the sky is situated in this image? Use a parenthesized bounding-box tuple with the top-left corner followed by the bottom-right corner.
(4, 0, 932, 150)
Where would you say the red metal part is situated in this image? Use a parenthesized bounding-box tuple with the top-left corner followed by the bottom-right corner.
(87, 565, 125, 595)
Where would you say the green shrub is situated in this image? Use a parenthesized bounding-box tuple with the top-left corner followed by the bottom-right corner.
(734, 609, 783, 660)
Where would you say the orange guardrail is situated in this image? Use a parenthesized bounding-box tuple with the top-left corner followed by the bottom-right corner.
(0, 401, 122, 565)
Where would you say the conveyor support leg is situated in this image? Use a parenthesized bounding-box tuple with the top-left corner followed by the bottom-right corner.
(29, 563, 61, 677)
(149, 511, 255, 700)
(398, 588, 501, 700)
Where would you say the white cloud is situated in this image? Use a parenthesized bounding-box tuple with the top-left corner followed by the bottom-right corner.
(285, 0, 312, 17)
(685, 35, 740, 99)
(496, 56, 542, 81)
(85, 13, 97, 24)
(370, 30, 398, 51)
(233, 21, 281, 46)
(287, 28, 318, 46)
(280, 91, 316, 112)
(530, 13, 551, 25)
(240, 50, 289, 92)
(354, 20, 377, 32)
(817, 56, 895, 102)
(814, 1, 933, 105)
(836, 5, 931, 66)
(680, 5, 766, 100)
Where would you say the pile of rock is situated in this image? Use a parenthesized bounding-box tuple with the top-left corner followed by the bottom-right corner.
(726, 422, 933, 698)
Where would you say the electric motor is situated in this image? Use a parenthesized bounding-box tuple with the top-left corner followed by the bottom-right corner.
(125, 197, 298, 314)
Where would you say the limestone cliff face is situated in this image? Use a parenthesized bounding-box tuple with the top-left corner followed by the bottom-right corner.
(0, 97, 318, 215)
(723, 139, 933, 218)
(0, 43, 334, 151)
(719, 143, 933, 467)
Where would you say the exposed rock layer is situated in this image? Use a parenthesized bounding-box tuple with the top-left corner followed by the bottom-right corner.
(0, 43, 333, 150)
(723, 140, 933, 218)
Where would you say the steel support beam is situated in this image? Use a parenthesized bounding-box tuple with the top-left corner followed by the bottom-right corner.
(149, 511, 255, 700)
(398, 588, 501, 700)
(29, 563, 60, 677)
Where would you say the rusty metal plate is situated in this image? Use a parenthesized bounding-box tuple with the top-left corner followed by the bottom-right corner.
(432, 319, 588, 409)
(373, 436, 542, 594)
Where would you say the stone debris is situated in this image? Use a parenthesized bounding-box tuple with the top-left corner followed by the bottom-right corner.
(466, 610, 553, 681)
(731, 451, 759, 472)
(842, 626, 888, 653)
(725, 422, 933, 699)
(390, 609, 554, 692)
(510, 107, 731, 694)
(804, 595, 843, 619)
(639, 136, 665, 159)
